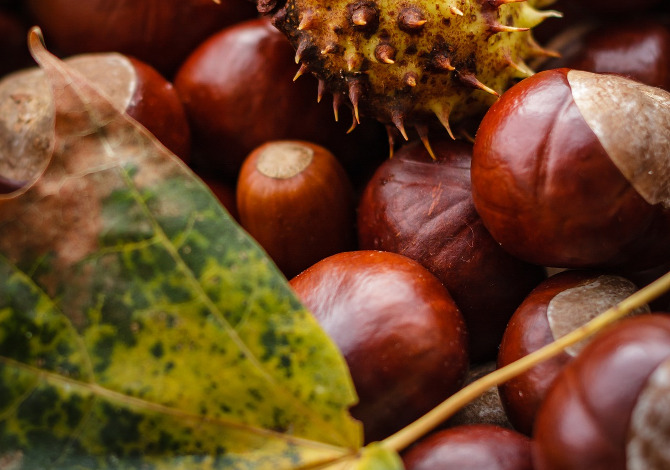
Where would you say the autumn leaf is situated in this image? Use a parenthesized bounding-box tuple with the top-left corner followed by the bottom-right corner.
(0, 28, 403, 470)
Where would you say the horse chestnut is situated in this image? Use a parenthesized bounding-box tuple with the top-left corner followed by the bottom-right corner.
(237, 140, 356, 279)
(0, 53, 191, 187)
(472, 68, 670, 271)
(497, 270, 649, 435)
(541, 19, 670, 90)
(444, 363, 512, 430)
(174, 17, 387, 184)
(24, 0, 258, 75)
(533, 314, 670, 469)
(357, 137, 545, 361)
(290, 250, 468, 443)
(402, 424, 533, 470)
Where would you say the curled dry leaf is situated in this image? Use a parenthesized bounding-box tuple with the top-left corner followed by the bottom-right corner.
(0, 28, 406, 470)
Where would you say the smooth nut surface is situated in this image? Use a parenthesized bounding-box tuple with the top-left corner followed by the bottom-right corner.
(25, 0, 258, 74)
(402, 424, 532, 470)
(358, 138, 545, 361)
(290, 250, 468, 443)
(558, 20, 670, 91)
(533, 314, 670, 469)
(472, 68, 670, 269)
(237, 140, 355, 278)
(497, 271, 648, 435)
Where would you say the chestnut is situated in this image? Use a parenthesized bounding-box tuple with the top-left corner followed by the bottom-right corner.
(174, 17, 387, 184)
(533, 314, 670, 469)
(540, 19, 670, 90)
(471, 68, 670, 271)
(24, 0, 258, 76)
(444, 362, 512, 430)
(402, 424, 533, 470)
(0, 53, 191, 185)
(357, 137, 545, 362)
(497, 270, 649, 435)
(289, 250, 469, 443)
(236, 140, 356, 279)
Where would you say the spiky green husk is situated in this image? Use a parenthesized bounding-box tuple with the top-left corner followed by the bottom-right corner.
(257, 0, 560, 144)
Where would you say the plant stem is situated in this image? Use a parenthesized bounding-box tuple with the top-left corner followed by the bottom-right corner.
(381, 270, 670, 453)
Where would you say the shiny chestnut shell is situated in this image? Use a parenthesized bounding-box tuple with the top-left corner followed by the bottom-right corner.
(290, 250, 469, 443)
(533, 314, 670, 470)
(174, 17, 387, 183)
(471, 68, 670, 271)
(497, 270, 647, 435)
(0, 53, 191, 186)
(25, 0, 258, 75)
(237, 140, 356, 279)
(124, 56, 192, 162)
(543, 20, 670, 90)
(402, 424, 533, 470)
(358, 138, 545, 362)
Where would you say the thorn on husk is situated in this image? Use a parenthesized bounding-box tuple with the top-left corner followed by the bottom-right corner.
(416, 125, 436, 160)
(375, 43, 396, 64)
(392, 110, 409, 140)
(293, 63, 309, 81)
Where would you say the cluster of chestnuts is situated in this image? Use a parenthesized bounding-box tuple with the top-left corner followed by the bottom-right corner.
(1, 0, 669, 468)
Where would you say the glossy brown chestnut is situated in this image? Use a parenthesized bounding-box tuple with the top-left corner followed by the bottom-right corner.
(0, 53, 191, 186)
(237, 140, 356, 279)
(174, 17, 387, 184)
(24, 0, 258, 75)
(541, 19, 670, 90)
(471, 68, 670, 271)
(402, 424, 533, 470)
(289, 250, 469, 443)
(533, 314, 670, 470)
(122, 56, 192, 162)
(497, 270, 649, 435)
(357, 138, 545, 362)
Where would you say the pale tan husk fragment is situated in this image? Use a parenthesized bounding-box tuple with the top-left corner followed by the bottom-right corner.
(568, 70, 670, 208)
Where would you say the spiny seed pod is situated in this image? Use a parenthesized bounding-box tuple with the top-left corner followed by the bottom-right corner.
(254, 0, 560, 153)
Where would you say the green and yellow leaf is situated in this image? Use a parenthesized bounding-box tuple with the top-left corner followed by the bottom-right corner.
(0, 29, 400, 470)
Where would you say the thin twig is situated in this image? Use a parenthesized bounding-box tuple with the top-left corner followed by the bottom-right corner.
(382, 270, 670, 453)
